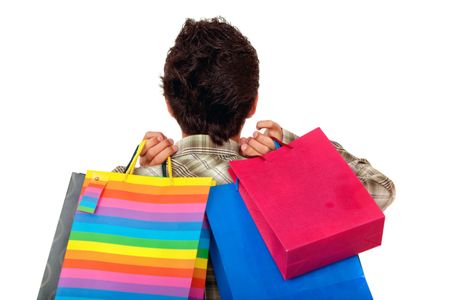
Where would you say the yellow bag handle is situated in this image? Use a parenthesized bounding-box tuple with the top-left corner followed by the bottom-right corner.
(125, 140, 147, 175)
(166, 155, 173, 178)
(125, 140, 173, 178)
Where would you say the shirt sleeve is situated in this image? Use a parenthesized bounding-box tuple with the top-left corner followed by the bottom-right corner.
(281, 127, 300, 144)
(111, 165, 127, 173)
(330, 140, 396, 211)
(133, 165, 164, 177)
(111, 165, 164, 177)
(280, 128, 396, 211)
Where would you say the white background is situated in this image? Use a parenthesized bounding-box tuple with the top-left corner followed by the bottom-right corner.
(1, 1, 449, 299)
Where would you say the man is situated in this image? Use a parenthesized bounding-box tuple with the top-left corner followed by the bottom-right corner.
(114, 16, 395, 299)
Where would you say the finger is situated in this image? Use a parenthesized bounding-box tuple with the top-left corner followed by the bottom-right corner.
(149, 144, 178, 165)
(252, 131, 276, 150)
(143, 138, 173, 164)
(140, 148, 153, 166)
(240, 137, 248, 145)
(247, 137, 271, 155)
(256, 120, 282, 140)
(256, 120, 277, 130)
(143, 131, 166, 140)
(139, 155, 150, 167)
(140, 137, 162, 157)
(240, 142, 261, 157)
(140, 139, 175, 167)
(263, 128, 282, 140)
(140, 138, 163, 166)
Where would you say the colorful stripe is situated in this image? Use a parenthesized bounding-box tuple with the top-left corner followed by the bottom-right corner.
(69, 232, 199, 250)
(62, 259, 195, 278)
(78, 175, 109, 213)
(188, 217, 210, 300)
(66, 238, 197, 260)
(71, 222, 201, 241)
(73, 214, 202, 231)
(92, 198, 206, 213)
(93, 206, 205, 222)
(56, 288, 185, 300)
(83, 187, 104, 199)
(84, 169, 214, 187)
(58, 278, 190, 297)
(57, 171, 214, 299)
(63, 250, 207, 270)
(98, 189, 209, 204)
(82, 180, 212, 195)
(60, 268, 191, 287)
(77, 205, 95, 214)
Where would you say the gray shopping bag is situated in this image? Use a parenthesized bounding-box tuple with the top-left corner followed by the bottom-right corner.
(37, 172, 85, 300)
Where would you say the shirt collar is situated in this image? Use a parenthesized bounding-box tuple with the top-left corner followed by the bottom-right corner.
(173, 134, 242, 157)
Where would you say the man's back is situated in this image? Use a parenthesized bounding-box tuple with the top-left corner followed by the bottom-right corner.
(114, 129, 395, 211)
(113, 129, 395, 299)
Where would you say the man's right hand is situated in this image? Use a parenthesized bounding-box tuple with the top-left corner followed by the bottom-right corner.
(239, 120, 283, 157)
(139, 131, 177, 167)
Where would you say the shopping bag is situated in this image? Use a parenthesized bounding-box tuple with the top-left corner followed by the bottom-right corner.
(189, 218, 211, 300)
(228, 127, 385, 279)
(38, 172, 85, 300)
(38, 147, 212, 299)
(206, 183, 373, 300)
(55, 140, 215, 299)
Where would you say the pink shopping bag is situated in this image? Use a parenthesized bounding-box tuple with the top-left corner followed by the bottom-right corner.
(228, 127, 385, 279)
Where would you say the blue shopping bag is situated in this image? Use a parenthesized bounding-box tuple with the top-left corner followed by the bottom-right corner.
(206, 183, 373, 300)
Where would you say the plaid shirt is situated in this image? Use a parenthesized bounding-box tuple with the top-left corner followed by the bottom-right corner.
(113, 128, 396, 299)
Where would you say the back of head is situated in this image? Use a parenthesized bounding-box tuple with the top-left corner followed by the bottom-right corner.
(161, 16, 259, 146)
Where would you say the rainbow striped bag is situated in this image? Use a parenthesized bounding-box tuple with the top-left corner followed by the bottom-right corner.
(55, 140, 215, 300)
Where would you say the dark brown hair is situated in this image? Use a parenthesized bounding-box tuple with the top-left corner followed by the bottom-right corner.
(160, 16, 259, 145)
